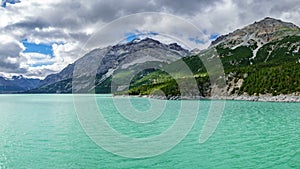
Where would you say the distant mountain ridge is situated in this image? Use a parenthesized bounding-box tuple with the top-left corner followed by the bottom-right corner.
(0, 75, 40, 93)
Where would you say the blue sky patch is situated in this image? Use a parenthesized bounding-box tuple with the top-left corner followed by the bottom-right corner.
(209, 33, 219, 40)
(189, 37, 205, 44)
(125, 31, 159, 42)
(30, 62, 55, 67)
(125, 32, 137, 42)
(22, 39, 59, 57)
(1, 0, 21, 7)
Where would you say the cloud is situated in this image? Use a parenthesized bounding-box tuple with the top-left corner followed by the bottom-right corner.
(0, 40, 22, 58)
(0, 0, 299, 78)
(1, 0, 20, 8)
(153, 0, 220, 16)
(0, 34, 24, 74)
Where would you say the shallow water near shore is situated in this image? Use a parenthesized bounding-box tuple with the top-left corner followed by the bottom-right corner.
(0, 94, 299, 168)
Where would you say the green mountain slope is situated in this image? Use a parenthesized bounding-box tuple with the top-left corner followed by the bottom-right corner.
(125, 33, 300, 97)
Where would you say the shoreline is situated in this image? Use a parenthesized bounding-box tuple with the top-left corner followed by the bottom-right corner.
(1, 93, 299, 102)
(211, 95, 300, 102)
(123, 94, 300, 103)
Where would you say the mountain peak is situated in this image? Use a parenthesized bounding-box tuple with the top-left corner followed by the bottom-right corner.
(255, 17, 283, 25)
(261, 16, 279, 21)
(250, 17, 299, 30)
(258, 17, 293, 24)
(140, 37, 160, 43)
(12, 75, 24, 80)
(112, 37, 188, 55)
(211, 17, 299, 47)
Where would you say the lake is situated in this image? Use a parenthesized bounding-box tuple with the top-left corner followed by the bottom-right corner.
(0, 94, 299, 168)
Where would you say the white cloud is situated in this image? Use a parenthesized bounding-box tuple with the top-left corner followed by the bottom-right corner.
(0, 0, 299, 79)
(5, 57, 18, 64)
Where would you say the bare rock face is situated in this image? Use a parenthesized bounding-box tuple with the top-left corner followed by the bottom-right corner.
(211, 17, 299, 48)
(38, 38, 189, 92)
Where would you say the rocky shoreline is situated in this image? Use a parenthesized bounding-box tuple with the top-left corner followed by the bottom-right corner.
(223, 95, 300, 102)
(130, 94, 300, 102)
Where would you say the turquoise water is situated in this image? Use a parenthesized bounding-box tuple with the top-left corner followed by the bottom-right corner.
(0, 94, 299, 168)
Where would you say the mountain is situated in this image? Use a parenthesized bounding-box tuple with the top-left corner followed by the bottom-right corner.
(212, 17, 300, 67)
(29, 38, 189, 93)
(211, 17, 299, 46)
(125, 17, 300, 98)
(0, 75, 40, 93)
(28, 17, 300, 98)
(211, 17, 300, 65)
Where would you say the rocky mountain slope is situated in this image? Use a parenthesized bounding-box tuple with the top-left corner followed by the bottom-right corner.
(212, 17, 299, 64)
(29, 38, 189, 93)
(212, 17, 299, 46)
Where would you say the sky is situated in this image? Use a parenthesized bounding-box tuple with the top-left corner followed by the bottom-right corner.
(0, 0, 300, 79)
